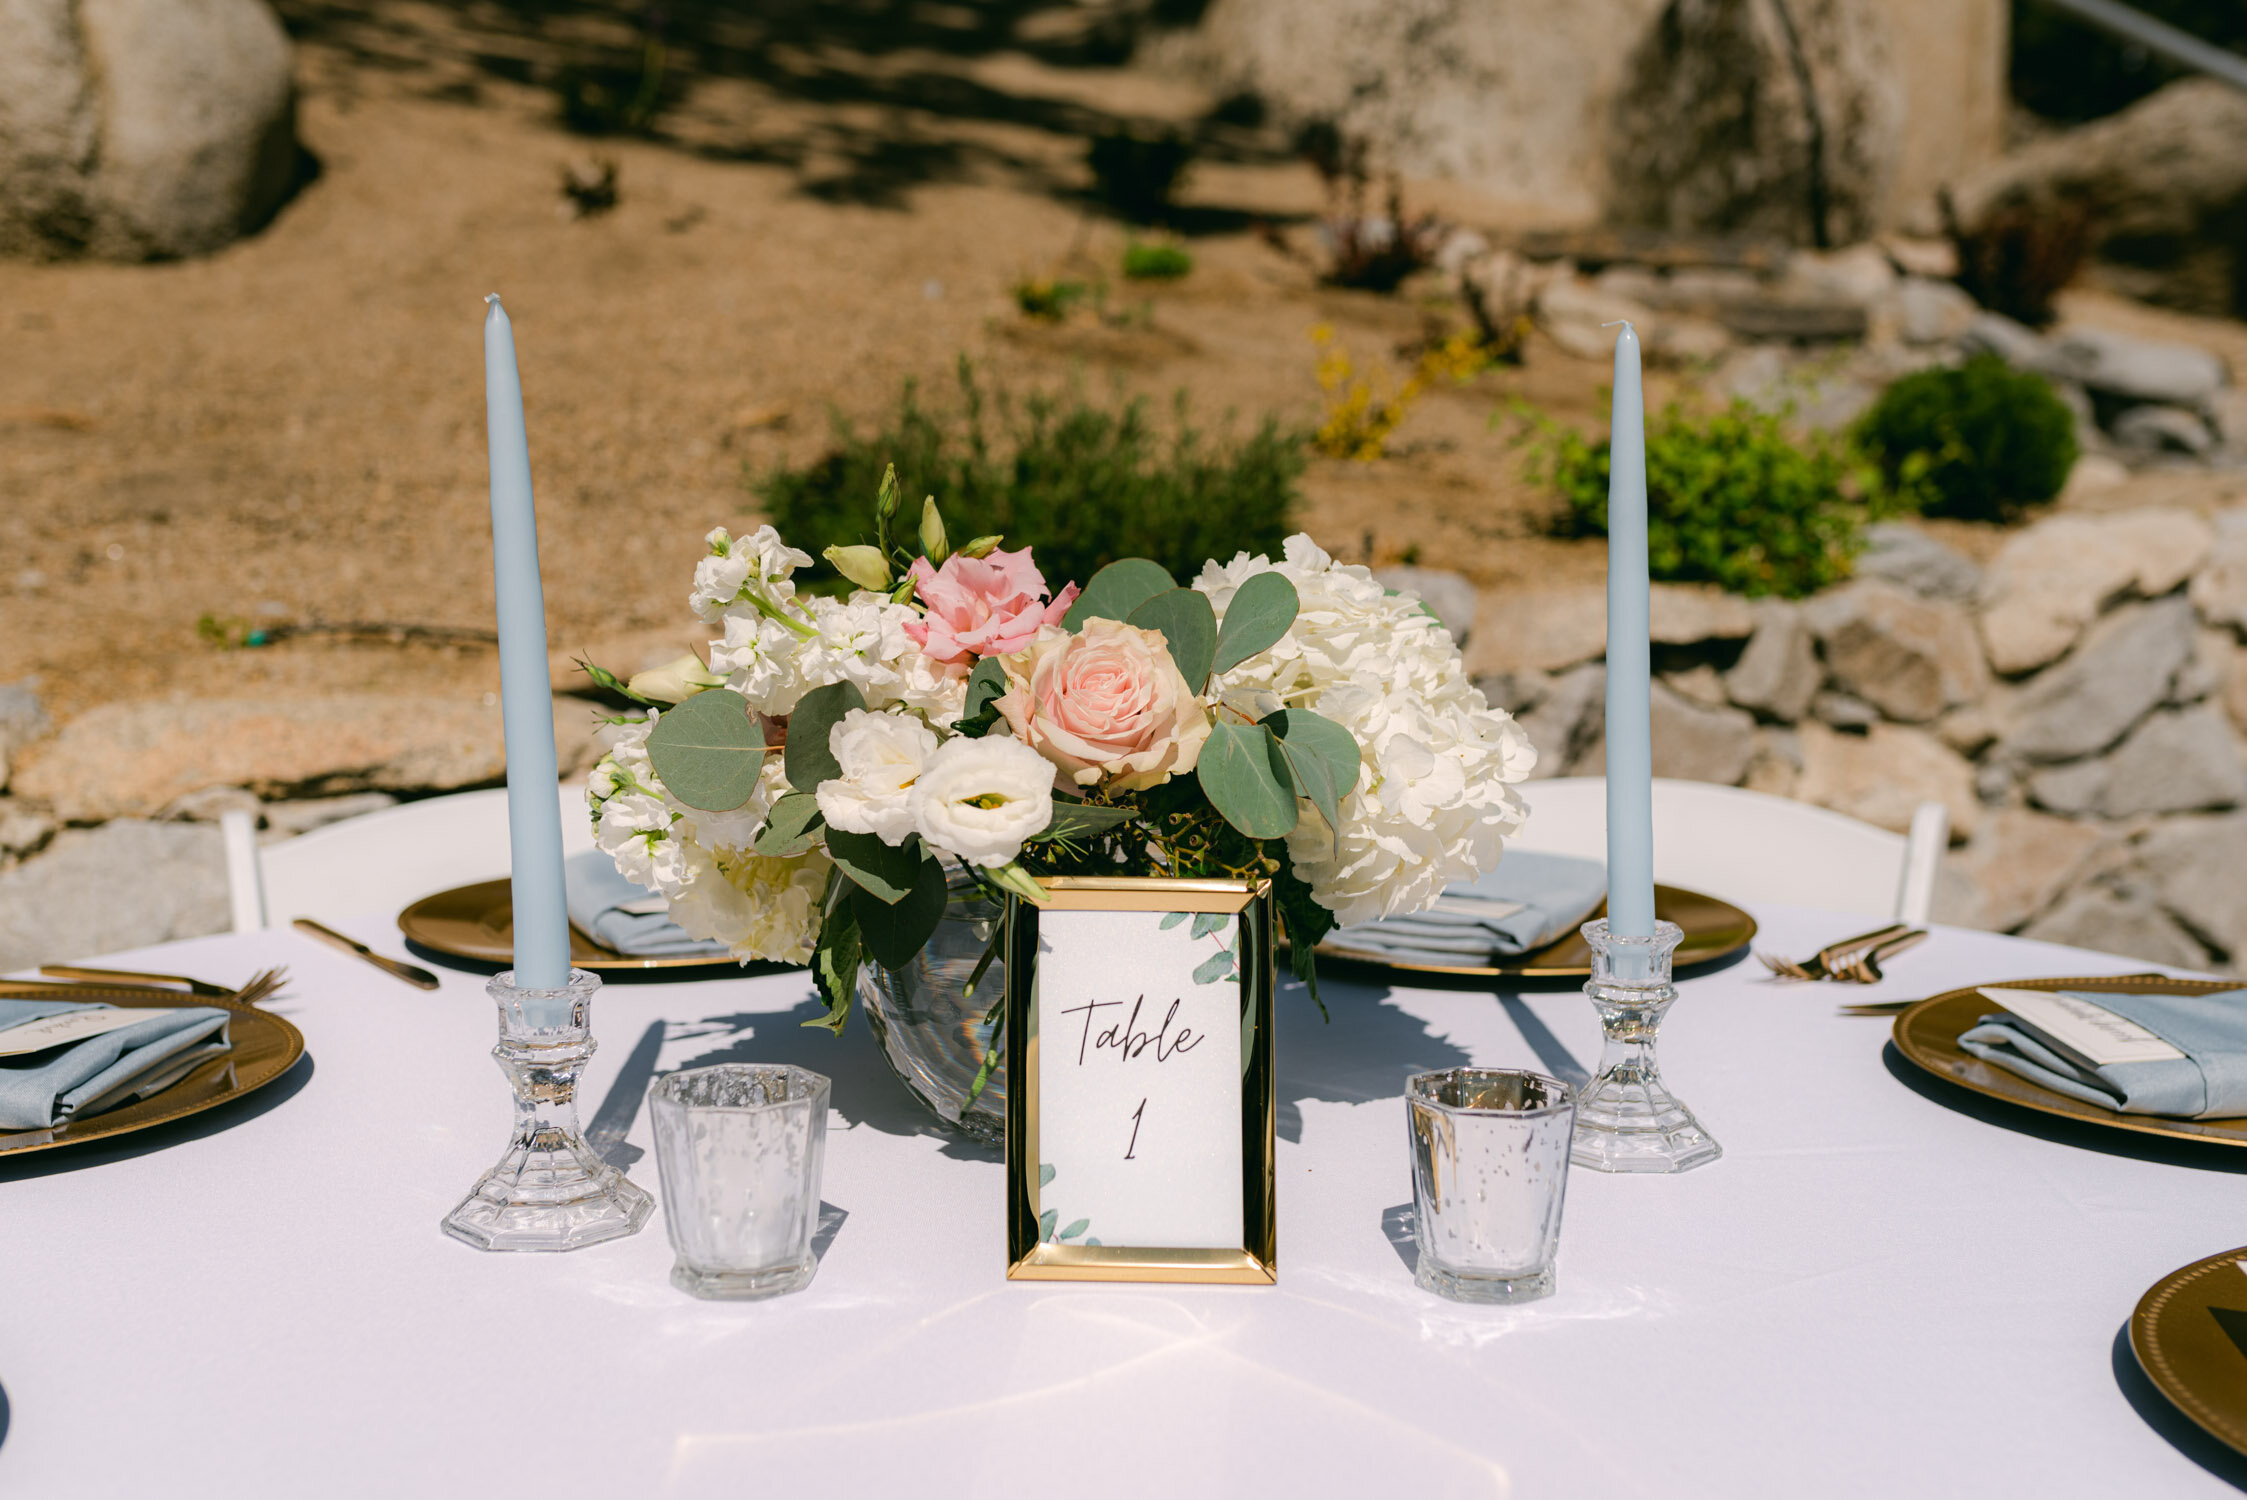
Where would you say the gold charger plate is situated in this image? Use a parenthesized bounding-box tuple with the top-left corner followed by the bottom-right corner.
(398, 879, 738, 973)
(1314, 884, 1756, 978)
(2132, 1245, 2247, 1457)
(0, 983, 305, 1157)
(1891, 973, 2247, 1148)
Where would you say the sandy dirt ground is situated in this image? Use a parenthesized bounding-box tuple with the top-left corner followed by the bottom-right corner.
(0, 2, 1656, 725)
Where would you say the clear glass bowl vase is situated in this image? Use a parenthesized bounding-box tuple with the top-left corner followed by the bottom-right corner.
(855, 868, 1007, 1145)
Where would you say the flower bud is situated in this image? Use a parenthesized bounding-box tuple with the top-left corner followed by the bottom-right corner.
(875, 463, 901, 520)
(823, 543, 892, 591)
(626, 652, 724, 705)
(959, 534, 1004, 559)
(919, 495, 950, 565)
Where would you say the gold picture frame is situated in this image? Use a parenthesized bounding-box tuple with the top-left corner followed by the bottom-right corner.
(1004, 876, 1277, 1284)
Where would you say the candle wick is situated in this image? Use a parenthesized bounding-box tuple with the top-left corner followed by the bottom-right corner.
(485, 292, 503, 308)
(1600, 319, 1635, 332)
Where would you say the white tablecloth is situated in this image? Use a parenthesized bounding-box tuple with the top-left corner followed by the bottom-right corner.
(1, 905, 2238, 1498)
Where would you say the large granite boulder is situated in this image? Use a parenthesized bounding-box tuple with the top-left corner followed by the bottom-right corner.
(1603, 0, 1903, 246)
(0, 0, 298, 260)
(1949, 79, 2247, 319)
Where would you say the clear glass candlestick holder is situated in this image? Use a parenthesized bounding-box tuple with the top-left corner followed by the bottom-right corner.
(1408, 1068, 1576, 1303)
(649, 1064, 831, 1300)
(1570, 919, 1722, 1174)
(441, 968, 654, 1252)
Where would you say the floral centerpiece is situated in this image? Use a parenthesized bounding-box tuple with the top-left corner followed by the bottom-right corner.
(585, 469, 1535, 1030)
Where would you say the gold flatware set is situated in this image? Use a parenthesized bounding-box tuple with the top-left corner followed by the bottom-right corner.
(26, 964, 289, 1007)
(1756, 923, 1927, 985)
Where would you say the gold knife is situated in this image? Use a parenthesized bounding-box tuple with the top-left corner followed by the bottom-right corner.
(291, 918, 442, 990)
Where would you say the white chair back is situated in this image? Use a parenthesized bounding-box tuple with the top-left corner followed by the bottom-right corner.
(240, 784, 595, 931)
(1510, 777, 1946, 925)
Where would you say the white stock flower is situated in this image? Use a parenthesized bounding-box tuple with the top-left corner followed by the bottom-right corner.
(1196, 534, 1534, 923)
(817, 709, 939, 846)
(908, 734, 1054, 868)
(690, 525, 813, 624)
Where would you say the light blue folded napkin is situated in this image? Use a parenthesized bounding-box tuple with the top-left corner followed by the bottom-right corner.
(0, 997, 233, 1132)
(1327, 851, 1609, 966)
(1959, 988, 2247, 1119)
(564, 850, 728, 958)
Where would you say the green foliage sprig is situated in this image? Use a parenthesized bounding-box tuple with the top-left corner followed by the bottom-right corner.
(757, 358, 1304, 591)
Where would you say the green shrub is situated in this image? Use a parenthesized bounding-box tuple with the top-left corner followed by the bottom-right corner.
(1854, 356, 2079, 521)
(1012, 276, 1089, 322)
(1523, 399, 1866, 599)
(1122, 238, 1194, 280)
(756, 360, 1305, 590)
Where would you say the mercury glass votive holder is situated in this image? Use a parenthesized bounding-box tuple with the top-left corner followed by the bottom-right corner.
(1406, 1067, 1576, 1304)
(649, 1064, 831, 1300)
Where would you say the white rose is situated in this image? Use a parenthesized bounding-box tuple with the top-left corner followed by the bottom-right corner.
(908, 734, 1054, 868)
(816, 708, 939, 847)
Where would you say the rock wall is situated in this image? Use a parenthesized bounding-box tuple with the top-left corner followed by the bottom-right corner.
(1472, 505, 2247, 974)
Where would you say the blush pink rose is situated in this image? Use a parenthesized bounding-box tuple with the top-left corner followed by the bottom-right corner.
(995, 619, 1212, 792)
(903, 548, 1079, 671)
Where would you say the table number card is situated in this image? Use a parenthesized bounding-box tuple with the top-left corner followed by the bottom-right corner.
(1004, 877, 1277, 1284)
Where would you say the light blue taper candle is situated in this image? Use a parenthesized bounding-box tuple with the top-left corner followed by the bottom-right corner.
(1604, 322, 1656, 940)
(483, 294, 571, 991)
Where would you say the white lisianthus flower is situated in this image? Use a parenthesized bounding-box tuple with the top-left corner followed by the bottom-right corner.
(817, 708, 939, 846)
(908, 734, 1054, 868)
(1195, 534, 1534, 924)
(626, 652, 723, 704)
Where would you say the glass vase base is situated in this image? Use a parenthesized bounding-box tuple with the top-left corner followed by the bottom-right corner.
(441, 1144, 655, 1253)
(1569, 1082, 1723, 1174)
(671, 1254, 816, 1301)
(1414, 1258, 1553, 1304)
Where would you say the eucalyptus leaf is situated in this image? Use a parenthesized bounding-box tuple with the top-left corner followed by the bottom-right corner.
(1126, 588, 1217, 689)
(644, 689, 769, 812)
(1063, 558, 1175, 630)
(1159, 912, 1188, 931)
(1266, 707, 1362, 815)
(1038, 1208, 1058, 1241)
(1196, 719, 1298, 839)
(1193, 951, 1236, 984)
(952, 657, 1010, 737)
(826, 828, 923, 904)
(784, 680, 865, 792)
(1058, 1218, 1089, 1241)
(852, 856, 948, 968)
(1190, 911, 1227, 940)
(1272, 739, 1339, 836)
(1031, 799, 1139, 844)
(1039, 1163, 1057, 1186)
(754, 791, 827, 857)
(1211, 570, 1299, 676)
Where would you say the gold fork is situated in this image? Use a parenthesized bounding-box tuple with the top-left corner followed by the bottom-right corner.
(1825, 929, 1929, 985)
(38, 963, 286, 1006)
(1755, 923, 1910, 982)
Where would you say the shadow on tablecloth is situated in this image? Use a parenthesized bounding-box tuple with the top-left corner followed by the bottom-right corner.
(1881, 1043, 2247, 1175)
(2113, 1324, 2247, 1491)
(0, 1054, 317, 1186)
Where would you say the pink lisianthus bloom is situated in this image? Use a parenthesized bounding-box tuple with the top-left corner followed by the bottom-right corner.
(903, 547, 1080, 672)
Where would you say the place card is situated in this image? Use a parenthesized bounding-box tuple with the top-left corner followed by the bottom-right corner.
(0, 1006, 173, 1059)
(1004, 876, 1276, 1284)
(1980, 987, 2187, 1070)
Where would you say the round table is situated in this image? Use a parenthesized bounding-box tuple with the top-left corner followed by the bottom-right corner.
(0, 905, 2236, 1497)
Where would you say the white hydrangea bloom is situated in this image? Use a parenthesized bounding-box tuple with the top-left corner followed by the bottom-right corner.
(666, 842, 831, 966)
(1195, 533, 1535, 925)
(798, 593, 921, 709)
(817, 708, 939, 846)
